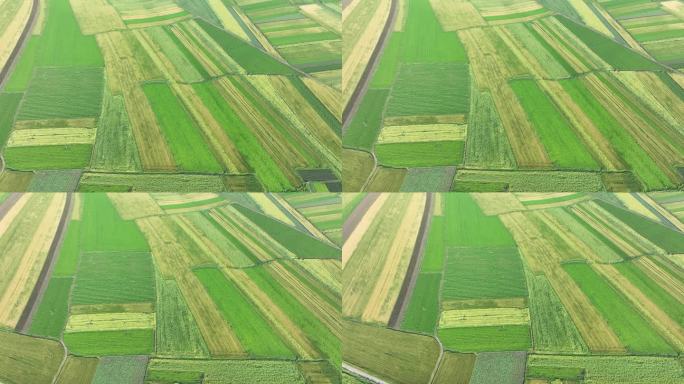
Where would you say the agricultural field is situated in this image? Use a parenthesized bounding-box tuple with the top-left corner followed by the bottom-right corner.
(342, 192, 684, 383)
(0, 192, 341, 383)
(0, 0, 340, 192)
(343, 0, 684, 192)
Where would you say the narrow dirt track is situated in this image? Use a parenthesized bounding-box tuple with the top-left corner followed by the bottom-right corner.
(16, 193, 73, 333)
(342, 363, 389, 384)
(388, 192, 434, 328)
(0, 193, 22, 219)
(342, 0, 399, 130)
(343, 193, 381, 240)
(0, 0, 40, 90)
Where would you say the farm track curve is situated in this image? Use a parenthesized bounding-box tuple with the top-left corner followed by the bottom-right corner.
(0, 0, 39, 90)
(387, 192, 434, 329)
(342, 362, 390, 384)
(15, 193, 73, 333)
(343, 192, 381, 240)
(342, 0, 398, 131)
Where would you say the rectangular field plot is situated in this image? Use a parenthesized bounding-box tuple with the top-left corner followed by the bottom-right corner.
(386, 63, 470, 117)
(71, 252, 155, 305)
(63, 329, 155, 356)
(146, 358, 307, 384)
(438, 325, 531, 352)
(17, 67, 104, 121)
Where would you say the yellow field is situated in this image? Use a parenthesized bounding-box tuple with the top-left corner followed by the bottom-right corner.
(0, 0, 32, 70)
(343, 0, 392, 105)
(108, 193, 164, 220)
(65, 312, 155, 332)
(429, 0, 486, 31)
(439, 307, 530, 328)
(301, 4, 341, 34)
(70, 0, 125, 35)
(0, 194, 65, 328)
(207, 0, 250, 41)
(6, 128, 96, 147)
(377, 124, 466, 144)
(343, 194, 425, 324)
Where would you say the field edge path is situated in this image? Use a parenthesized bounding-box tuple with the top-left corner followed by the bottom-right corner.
(15, 193, 73, 332)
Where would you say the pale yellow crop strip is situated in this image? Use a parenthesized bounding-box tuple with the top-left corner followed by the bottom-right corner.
(65, 313, 155, 333)
(7, 128, 96, 147)
(377, 124, 467, 144)
(439, 308, 530, 329)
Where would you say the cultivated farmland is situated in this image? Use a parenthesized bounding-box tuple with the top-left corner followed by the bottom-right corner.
(342, 192, 684, 383)
(0, 0, 340, 192)
(0, 192, 341, 383)
(343, 0, 684, 192)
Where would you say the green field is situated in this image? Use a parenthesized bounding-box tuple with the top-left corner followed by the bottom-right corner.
(439, 325, 531, 352)
(143, 82, 222, 173)
(156, 279, 209, 357)
(63, 329, 155, 356)
(4, 144, 93, 170)
(71, 251, 155, 305)
(442, 247, 527, 300)
(80, 194, 149, 252)
(510, 79, 597, 169)
(194, 267, 294, 358)
(28, 277, 72, 339)
(233, 204, 340, 259)
(563, 262, 675, 354)
(400, 272, 441, 334)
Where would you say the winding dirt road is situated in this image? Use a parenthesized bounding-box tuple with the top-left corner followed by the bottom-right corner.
(16, 193, 73, 333)
(388, 192, 434, 328)
(342, 0, 399, 130)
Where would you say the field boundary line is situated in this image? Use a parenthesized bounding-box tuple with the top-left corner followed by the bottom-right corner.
(15, 193, 73, 332)
(0, 0, 40, 91)
(387, 192, 434, 328)
(342, 0, 398, 130)
(343, 192, 381, 240)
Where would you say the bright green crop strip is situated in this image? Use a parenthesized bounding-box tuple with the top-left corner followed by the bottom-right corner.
(511, 80, 598, 169)
(614, 261, 684, 326)
(438, 325, 531, 352)
(563, 262, 675, 354)
(64, 330, 154, 356)
(4, 144, 93, 170)
(80, 194, 149, 252)
(375, 141, 464, 168)
(52, 220, 81, 277)
(233, 204, 340, 259)
(192, 81, 292, 190)
(560, 78, 671, 189)
(193, 267, 294, 358)
(557, 16, 659, 71)
(0, 93, 22, 148)
(443, 194, 516, 247)
(143, 82, 222, 173)
(343, 89, 388, 150)
(244, 266, 340, 364)
(28, 277, 72, 338)
(595, 200, 684, 253)
(420, 216, 445, 272)
(197, 19, 295, 75)
(401, 272, 441, 334)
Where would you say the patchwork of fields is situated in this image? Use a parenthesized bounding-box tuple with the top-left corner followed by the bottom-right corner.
(342, 192, 684, 383)
(0, 192, 341, 383)
(343, 0, 684, 192)
(0, 0, 341, 192)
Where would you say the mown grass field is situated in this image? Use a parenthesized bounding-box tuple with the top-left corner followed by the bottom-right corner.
(344, 0, 684, 192)
(343, 192, 684, 383)
(0, 192, 341, 383)
(0, 0, 340, 192)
